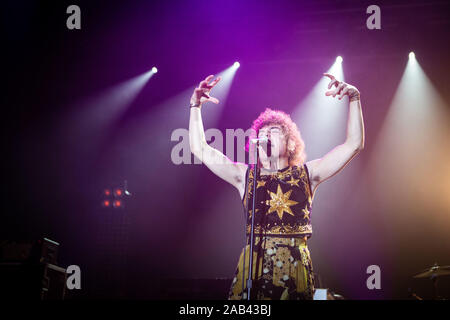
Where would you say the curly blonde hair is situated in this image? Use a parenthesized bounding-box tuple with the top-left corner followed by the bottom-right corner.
(246, 108, 307, 168)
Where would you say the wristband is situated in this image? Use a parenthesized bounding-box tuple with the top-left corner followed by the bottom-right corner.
(349, 90, 361, 102)
(190, 102, 201, 109)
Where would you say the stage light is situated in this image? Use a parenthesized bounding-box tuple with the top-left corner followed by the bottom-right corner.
(124, 180, 132, 196)
(233, 62, 240, 69)
(336, 56, 343, 63)
(152, 67, 158, 73)
(291, 55, 346, 172)
(102, 200, 111, 207)
(114, 188, 123, 197)
(103, 189, 111, 196)
(366, 45, 450, 234)
(113, 199, 123, 208)
(64, 68, 156, 150)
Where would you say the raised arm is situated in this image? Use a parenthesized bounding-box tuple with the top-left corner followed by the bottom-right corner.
(189, 75, 248, 198)
(306, 74, 365, 194)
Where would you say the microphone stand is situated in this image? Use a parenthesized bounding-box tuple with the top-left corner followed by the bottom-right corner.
(245, 140, 261, 300)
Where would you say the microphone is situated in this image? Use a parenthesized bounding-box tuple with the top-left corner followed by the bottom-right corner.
(250, 137, 272, 157)
(250, 137, 269, 144)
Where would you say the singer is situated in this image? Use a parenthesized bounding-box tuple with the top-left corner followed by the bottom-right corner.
(188, 74, 365, 300)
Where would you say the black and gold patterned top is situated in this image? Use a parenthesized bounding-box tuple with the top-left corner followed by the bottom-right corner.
(242, 164, 314, 239)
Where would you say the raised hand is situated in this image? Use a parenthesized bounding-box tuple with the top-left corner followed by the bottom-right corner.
(324, 73, 360, 101)
(190, 74, 222, 106)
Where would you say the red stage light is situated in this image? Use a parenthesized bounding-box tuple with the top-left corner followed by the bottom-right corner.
(113, 200, 122, 208)
(114, 188, 123, 197)
(102, 200, 111, 207)
(104, 189, 111, 196)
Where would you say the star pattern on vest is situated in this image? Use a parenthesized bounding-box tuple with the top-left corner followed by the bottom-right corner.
(267, 184, 299, 220)
(256, 180, 266, 189)
(286, 176, 300, 187)
(302, 205, 310, 219)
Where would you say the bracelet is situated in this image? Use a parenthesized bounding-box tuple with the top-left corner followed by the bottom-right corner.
(190, 102, 201, 109)
(349, 90, 361, 102)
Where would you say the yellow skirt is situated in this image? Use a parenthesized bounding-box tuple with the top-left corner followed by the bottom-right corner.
(227, 236, 315, 300)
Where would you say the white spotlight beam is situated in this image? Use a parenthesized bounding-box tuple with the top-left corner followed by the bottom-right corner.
(59, 69, 154, 154)
(365, 52, 450, 217)
(127, 60, 240, 139)
(80, 69, 154, 128)
(290, 58, 360, 232)
(200, 62, 240, 128)
(372, 52, 446, 153)
(213, 62, 240, 106)
(291, 58, 346, 159)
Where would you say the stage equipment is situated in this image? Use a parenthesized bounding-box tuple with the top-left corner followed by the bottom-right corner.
(412, 263, 450, 300)
(0, 238, 67, 300)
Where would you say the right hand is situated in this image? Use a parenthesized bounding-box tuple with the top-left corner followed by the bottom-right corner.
(190, 75, 221, 107)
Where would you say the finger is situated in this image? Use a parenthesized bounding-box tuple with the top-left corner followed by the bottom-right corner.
(325, 83, 344, 97)
(323, 73, 335, 80)
(338, 86, 349, 99)
(333, 83, 344, 97)
(333, 83, 345, 97)
(208, 96, 219, 104)
(199, 80, 208, 88)
(199, 75, 215, 88)
(201, 88, 211, 98)
(194, 88, 204, 98)
(205, 77, 220, 90)
(196, 87, 211, 97)
(328, 79, 338, 90)
(208, 76, 222, 88)
(201, 87, 211, 94)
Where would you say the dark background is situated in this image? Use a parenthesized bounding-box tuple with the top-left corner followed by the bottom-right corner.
(2, 0, 450, 299)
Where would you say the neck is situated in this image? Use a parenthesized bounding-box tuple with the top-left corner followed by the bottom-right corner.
(260, 156, 289, 172)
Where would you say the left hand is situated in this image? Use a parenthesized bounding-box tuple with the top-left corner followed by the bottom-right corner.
(324, 73, 359, 100)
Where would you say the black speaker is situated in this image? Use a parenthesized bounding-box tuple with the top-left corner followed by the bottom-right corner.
(0, 238, 66, 300)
